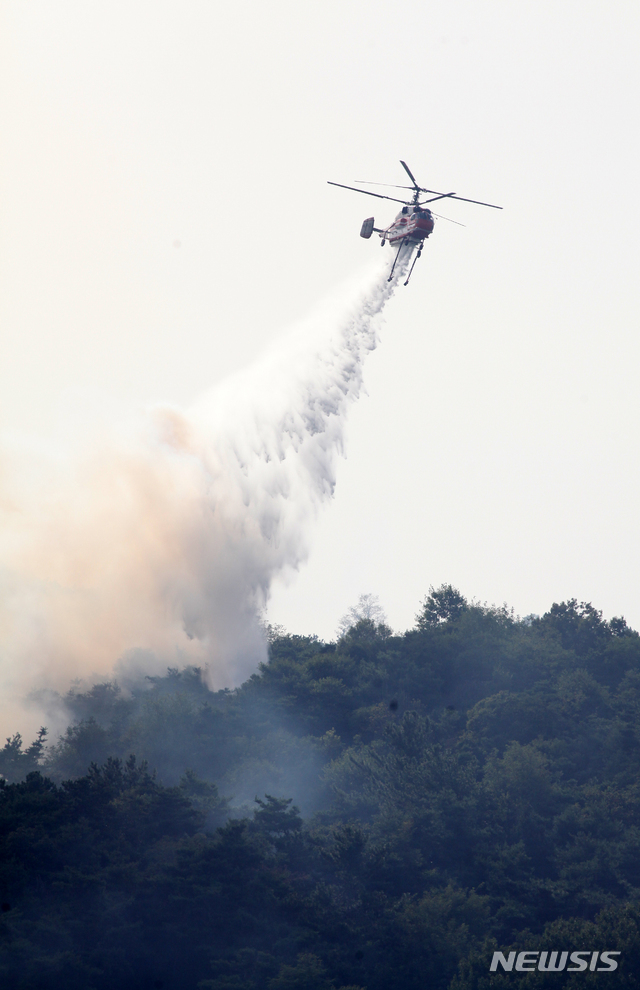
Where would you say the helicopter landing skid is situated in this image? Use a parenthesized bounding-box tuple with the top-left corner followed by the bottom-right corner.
(387, 239, 407, 282)
(404, 241, 424, 286)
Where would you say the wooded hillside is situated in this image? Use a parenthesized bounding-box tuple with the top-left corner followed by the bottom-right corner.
(2, 588, 640, 988)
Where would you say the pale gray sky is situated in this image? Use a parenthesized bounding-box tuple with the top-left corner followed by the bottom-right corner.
(1, 0, 639, 650)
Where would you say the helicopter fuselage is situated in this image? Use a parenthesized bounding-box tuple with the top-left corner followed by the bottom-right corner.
(382, 205, 434, 245)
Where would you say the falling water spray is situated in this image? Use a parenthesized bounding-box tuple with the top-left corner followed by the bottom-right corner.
(0, 255, 409, 737)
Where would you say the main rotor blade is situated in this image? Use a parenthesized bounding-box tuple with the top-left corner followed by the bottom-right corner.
(423, 192, 457, 204)
(327, 181, 410, 205)
(418, 187, 451, 196)
(430, 211, 466, 226)
(447, 194, 502, 209)
(355, 181, 415, 190)
(400, 160, 420, 189)
(419, 187, 502, 209)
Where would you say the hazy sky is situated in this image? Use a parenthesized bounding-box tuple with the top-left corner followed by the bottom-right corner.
(1, 0, 639, 654)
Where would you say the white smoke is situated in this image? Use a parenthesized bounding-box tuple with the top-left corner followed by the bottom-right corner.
(0, 255, 408, 738)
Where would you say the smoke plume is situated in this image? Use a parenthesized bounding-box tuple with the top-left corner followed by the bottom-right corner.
(0, 257, 407, 737)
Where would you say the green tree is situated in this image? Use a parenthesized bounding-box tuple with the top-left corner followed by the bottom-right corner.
(0, 727, 47, 782)
(416, 585, 468, 629)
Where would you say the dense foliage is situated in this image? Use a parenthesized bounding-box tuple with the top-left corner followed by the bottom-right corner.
(3, 590, 640, 987)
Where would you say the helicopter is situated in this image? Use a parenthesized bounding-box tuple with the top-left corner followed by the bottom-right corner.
(328, 160, 502, 286)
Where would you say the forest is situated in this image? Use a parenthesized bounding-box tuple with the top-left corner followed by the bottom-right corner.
(2, 587, 640, 988)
